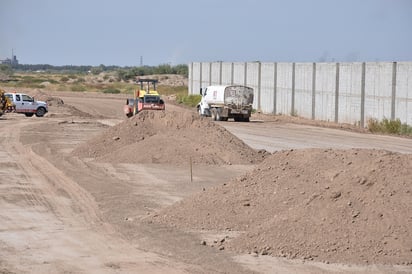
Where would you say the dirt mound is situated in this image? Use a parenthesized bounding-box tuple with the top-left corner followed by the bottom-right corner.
(31, 90, 98, 118)
(72, 110, 267, 165)
(29, 89, 64, 106)
(152, 148, 412, 265)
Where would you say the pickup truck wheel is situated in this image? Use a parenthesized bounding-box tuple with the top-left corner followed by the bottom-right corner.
(35, 107, 46, 117)
(25, 113, 34, 117)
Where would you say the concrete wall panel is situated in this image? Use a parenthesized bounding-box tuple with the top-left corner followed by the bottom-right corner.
(338, 63, 363, 124)
(221, 62, 233, 85)
(364, 62, 393, 123)
(276, 63, 293, 115)
(396, 62, 412, 125)
(294, 63, 313, 118)
(246, 62, 260, 109)
(260, 63, 276, 114)
(233, 62, 246, 86)
(200, 62, 211, 88)
(315, 63, 336, 121)
(211, 62, 221, 86)
(190, 62, 202, 94)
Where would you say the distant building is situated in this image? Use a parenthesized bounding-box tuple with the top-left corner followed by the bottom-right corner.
(1, 53, 19, 66)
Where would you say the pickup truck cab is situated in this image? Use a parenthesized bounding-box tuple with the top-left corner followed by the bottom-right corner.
(5, 92, 48, 117)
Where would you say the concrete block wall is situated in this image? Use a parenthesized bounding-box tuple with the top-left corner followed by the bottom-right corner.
(396, 63, 412, 125)
(189, 61, 412, 127)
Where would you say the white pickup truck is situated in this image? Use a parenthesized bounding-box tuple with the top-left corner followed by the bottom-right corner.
(5, 92, 48, 117)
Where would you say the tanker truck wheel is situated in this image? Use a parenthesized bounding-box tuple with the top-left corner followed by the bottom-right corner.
(211, 108, 217, 121)
(215, 109, 221, 121)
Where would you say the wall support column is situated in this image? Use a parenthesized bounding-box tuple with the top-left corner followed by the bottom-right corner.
(209, 62, 212, 86)
(273, 62, 277, 115)
(360, 62, 366, 128)
(335, 63, 340, 123)
(244, 62, 248, 86)
(291, 62, 296, 116)
(199, 62, 202, 91)
(190, 62, 194, 94)
(219, 61, 223, 85)
(312, 62, 316, 120)
(231, 62, 234, 85)
(391, 62, 397, 121)
(258, 62, 262, 111)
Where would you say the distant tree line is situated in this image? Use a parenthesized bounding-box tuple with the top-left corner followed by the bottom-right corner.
(116, 64, 188, 81)
(7, 63, 188, 79)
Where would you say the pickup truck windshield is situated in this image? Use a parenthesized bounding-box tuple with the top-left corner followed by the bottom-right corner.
(22, 95, 33, 102)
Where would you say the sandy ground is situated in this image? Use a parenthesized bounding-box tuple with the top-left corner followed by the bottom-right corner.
(0, 90, 411, 274)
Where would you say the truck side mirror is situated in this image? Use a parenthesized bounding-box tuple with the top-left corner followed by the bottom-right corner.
(200, 88, 203, 95)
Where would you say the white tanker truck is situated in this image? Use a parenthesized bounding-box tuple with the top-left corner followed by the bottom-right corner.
(197, 85, 254, 122)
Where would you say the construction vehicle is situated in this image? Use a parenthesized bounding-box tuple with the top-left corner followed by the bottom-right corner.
(197, 85, 254, 122)
(124, 79, 165, 117)
(0, 89, 15, 117)
(4, 92, 48, 117)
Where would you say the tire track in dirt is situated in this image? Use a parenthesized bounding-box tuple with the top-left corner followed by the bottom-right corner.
(2, 121, 103, 228)
(0, 117, 190, 274)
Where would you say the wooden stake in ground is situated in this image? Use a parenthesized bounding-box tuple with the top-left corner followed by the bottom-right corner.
(190, 156, 193, 183)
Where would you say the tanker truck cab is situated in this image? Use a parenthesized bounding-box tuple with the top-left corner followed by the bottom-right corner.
(5, 92, 48, 117)
(198, 86, 212, 117)
(198, 85, 253, 122)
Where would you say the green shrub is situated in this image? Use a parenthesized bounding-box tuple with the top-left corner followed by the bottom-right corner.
(382, 118, 401, 134)
(176, 94, 201, 107)
(367, 118, 411, 136)
(60, 76, 69, 82)
(47, 79, 59, 84)
(71, 84, 86, 92)
(102, 88, 121, 94)
(400, 123, 412, 135)
(57, 85, 68, 91)
(158, 85, 187, 97)
(367, 118, 380, 132)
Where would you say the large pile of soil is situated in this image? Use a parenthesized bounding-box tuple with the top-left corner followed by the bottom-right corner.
(152, 148, 412, 265)
(72, 110, 267, 165)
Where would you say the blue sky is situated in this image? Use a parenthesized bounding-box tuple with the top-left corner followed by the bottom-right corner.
(1, 0, 411, 66)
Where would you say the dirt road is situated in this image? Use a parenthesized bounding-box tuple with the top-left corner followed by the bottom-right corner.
(221, 121, 412, 154)
(1, 91, 411, 274)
